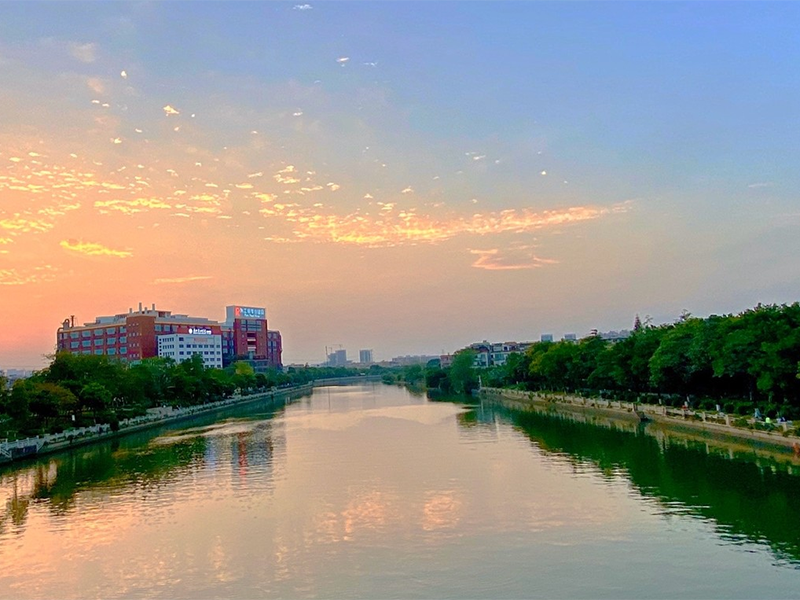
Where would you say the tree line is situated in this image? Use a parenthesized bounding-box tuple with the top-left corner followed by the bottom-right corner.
(424, 303, 800, 420)
(0, 353, 386, 439)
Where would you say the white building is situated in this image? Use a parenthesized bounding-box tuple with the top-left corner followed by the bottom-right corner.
(157, 328, 223, 369)
(359, 349, 374, 364)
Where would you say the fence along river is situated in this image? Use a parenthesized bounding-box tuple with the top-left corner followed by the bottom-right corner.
(0, 383, 799, 598)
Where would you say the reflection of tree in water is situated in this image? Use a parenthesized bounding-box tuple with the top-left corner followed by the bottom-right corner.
(463, 403, 800, 566)
(0, 397, 295, 533)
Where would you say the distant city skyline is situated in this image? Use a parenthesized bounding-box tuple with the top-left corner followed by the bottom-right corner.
(2, 2, 799, 370)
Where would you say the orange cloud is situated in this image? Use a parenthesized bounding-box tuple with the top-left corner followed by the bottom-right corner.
(0, 265, 57, 286)
(60, 240, 132, 258)
(272, 204, 628, 248)
(469, 247, 559, 271)
(152, 275, 213, 284)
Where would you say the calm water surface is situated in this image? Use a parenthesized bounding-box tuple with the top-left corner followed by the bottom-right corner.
(1, 384, 800, 599)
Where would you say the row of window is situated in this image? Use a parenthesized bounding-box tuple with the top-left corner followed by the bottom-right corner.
(69, 347, 128, 355)
(71, 326, 126, 338)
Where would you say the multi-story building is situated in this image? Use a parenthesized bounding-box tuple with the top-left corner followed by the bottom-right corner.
(468, 341, 534, 368)
(327, 349, 347, 367)
(359, 349, 373, 364)
(157, 329, 223, 369)
(56, 302, 282, 370)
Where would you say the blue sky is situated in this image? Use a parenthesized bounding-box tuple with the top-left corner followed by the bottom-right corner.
(1, 2, 799, 367)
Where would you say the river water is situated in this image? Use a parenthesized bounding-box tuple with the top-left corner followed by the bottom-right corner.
(1, 383, 799, 599)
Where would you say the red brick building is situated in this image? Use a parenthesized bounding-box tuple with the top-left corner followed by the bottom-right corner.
(56, 303, 282, 369)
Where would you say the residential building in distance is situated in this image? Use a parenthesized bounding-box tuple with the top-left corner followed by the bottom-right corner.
(563, 333, 577, 341)
(359, 349, 374, 364)
(540, 334, 554, 343)
(468, 341, 534, 368)
(0, 368, 33, 387)
(388, 355, 439, 367)
(598, 329, 631, 343)
(55, 302, 282, 370)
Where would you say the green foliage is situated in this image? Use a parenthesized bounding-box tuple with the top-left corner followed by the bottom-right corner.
(449, 349, 478, 395)
(479, 302, 800, 417)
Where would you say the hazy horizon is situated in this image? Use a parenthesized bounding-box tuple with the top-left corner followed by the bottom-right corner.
(2, 2, 799, 370)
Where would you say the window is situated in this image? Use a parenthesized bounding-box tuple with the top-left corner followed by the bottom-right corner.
(119, 326, 126, 333)
(108, 348, 117, 355)
(120, 347, 127, 354)
(108, 338, 116, 345)
(70, 332, 79, 339)
(119, 336, 126, 344)
(82, 330, 91, 338)
(94, 329, 102, 336)
(178, 337, 184, 342)
(94, 349, 103, 355)
(94, 338, 103, 346)
(70, 341, 79, 349)
(155, 325, 162, 332)
(82, 340, 91, 348)
(106, 327, 116, 334)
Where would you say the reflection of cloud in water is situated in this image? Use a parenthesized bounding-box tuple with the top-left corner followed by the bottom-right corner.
(282, 403, 467, 431)
(422, 490, 462, 531)
(150, 419, 266, 446)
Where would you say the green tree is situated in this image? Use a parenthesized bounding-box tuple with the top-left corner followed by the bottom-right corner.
(449, 349, 478, 395)
(79, 382, 112, 416)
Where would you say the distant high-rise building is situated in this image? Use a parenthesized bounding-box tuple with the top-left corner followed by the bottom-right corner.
(541, 334, 554, 342)
(563, 333, 577, 341)
(359, 349, 373, 364)
(328, 348, 347, 366)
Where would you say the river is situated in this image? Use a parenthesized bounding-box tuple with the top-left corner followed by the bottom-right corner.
(1, 383, 799, 598)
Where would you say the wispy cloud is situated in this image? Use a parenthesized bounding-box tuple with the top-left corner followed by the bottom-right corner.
(152, 275, 213, 284)
(469, 246, 558, 271)
(747, 182, 774, 189)
(0, 216, 54, 234)
(269, 203, 630, 248)
(0, 265, 57, 286)
(94, 197, 172, 215)
(293, 3, 313, 10)
(60, 240, 132, 258)
(69, 42, 97, 63)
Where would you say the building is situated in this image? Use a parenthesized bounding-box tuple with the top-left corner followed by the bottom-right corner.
(540, 334, 554, 343)
(359, 349, 373, 364)
(468, 341, 534, 368)
(327, 349, 347, 367)
(157, 330, 223, 369)
(56, 302, 282, 370)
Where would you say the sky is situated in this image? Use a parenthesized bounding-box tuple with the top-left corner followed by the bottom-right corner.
(1, 1, 799, 369)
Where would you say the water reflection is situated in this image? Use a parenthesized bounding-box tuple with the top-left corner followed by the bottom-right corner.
(1, 385, 799, 599)
(462, 397, 800, 567)
(0, 395, 298, 538)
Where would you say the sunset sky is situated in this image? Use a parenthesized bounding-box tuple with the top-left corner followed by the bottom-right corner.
(2, 2, 799, 369)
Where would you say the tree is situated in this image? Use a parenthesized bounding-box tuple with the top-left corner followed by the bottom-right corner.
(449, 349, 478, 395)
(80, 382, 112, 416)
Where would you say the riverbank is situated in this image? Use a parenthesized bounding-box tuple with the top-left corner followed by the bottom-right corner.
(478, 387, 800, 456)
(0, 383, 323, 465)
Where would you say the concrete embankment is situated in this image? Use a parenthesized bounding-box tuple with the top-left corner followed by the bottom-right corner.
(478, 387, 800, 454)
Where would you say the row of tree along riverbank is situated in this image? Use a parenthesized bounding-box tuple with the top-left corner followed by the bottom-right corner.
(419, 303, 800, 424)
(0, 352, 391, 442)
